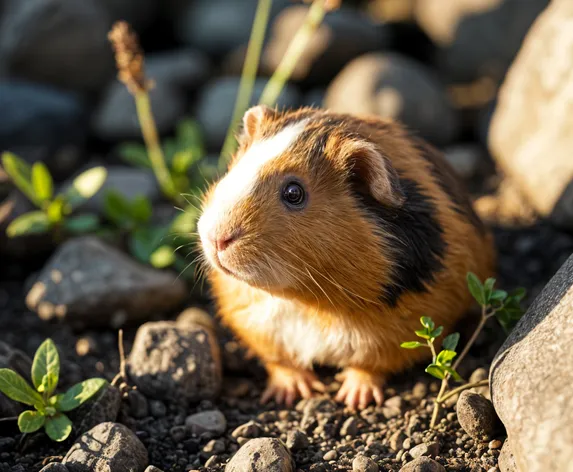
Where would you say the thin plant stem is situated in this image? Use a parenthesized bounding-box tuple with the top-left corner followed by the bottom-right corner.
(134, 91, 180, 204)
(439, 379, 489, 404)
(219, 0, 273, 170)
(453, 306, 492, 371)
(430, 380, 449, 429)
(259, 0, 328, 107)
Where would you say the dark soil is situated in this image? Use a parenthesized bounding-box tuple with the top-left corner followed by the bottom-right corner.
(1, 221, 572, 472)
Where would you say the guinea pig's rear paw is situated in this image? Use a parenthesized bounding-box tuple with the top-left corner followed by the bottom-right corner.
(335, 368, 385, 410)
(260, 364, 326, 408)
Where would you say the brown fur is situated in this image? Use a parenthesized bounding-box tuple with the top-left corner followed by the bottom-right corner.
(199, 107, 496, 397)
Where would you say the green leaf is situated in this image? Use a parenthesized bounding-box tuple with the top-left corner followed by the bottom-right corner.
(64, 214, 100, 234)
(46, 197, 67, 223)
(45, 414, 72, 442)
(443, 366, 463, 382)
(58, 378, 107, 412)
(170, 207, 199, 236)
(32, 339, 59, 396)
(425, 364, 446, 380)
(467, 272, 486, 306)
(150, 245, 176, 268)
(6, 211, 50, 238)
(490, 289, 508, 302)
(129, 226, 170, 264)
(483, 277, 496, 302)
(31, 162, 53, 203)
(436, 349, 457, 365)
(117, 142, 151, 169)
(177, 119, 204, 151)
(171, 150, 197, 176)
(65, 167, 107, 208)
(0, 369, 43, 407)
(1, 152, 37, 204)
(18, 410, 45, 433)
(131, 195, 153, 224)
(103, 190, 132, 227)
(430, 326, 443, 338)
(442, 333, 460, 351)
(400, 341, 424, 349)
(511, 287, 527, 302)
(420, 316, 435, 331)
(414, 329, 431, 340)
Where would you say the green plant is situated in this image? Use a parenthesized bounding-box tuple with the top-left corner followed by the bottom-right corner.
(1, 152, 106, 240)
(0, 339, 106, 442)
(401, 272, 526, 429)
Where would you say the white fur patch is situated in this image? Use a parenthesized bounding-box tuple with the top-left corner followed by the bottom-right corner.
(198, 120, 308, 238)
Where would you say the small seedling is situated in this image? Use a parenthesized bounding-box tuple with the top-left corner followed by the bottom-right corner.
(0, 339, 107, 442)
(401, 272, 526, 428)
(2, 152, 107, 240)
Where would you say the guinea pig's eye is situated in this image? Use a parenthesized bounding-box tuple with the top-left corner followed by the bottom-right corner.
(281, 181, 306, 209)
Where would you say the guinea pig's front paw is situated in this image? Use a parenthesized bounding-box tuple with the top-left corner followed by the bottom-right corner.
(260, 364, 326, 408)
(335, 368, 385, 410)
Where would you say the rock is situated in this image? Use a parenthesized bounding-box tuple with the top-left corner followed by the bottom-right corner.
(144, 467, 164, 472)
(149, 400, 167, 418)
(285, 430, 309, 451)
(92, 50, 209, 141)
(185, 410, 227, 436)
(26, 237, 186, 327)
(325, 53, 458, 146)
(409, 442, 440, 459)
(488, 439, 502, 450)
(490, 253, 573, 471)
(196, 77, 300, 150)
(40, 464, 69, 472)
(69, 384, 121, 437)
(488, 0, 573, 230)
(0, 82, 86, 160)
(0, 437, 15, 452)
(170, 425, 187, 443)
(128, 390, 149, 419)
(415, 0, 547, 83)
(231, 421, 262, 439)
(399, 457, 446, 472)
(390, 430, 406, 451)
(469, 367, 490, 398)
(225, 438, 294, 472)
(456, 391, 499, 441)
(0, 342, 32, 417)
(498, 440, 517, 472)
(262, 6, 390, 86)
(352, 455, 379, 472)
(0, 0, 113, 93)
(323, 450, 337, 461)
(128, 321, 222, 405)
(203, 438, 226, 456)
(60, 165, 160, 215)
(340, 416, 359, 437)
(175, 0, 289, 58)
(443, 145, 484, 180)
(63, 422, 148, 472)
(75, 336, 98, 357)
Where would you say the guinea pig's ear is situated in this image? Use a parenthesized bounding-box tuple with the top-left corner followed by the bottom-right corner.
(242, 105, 275, 139)
(345, 140, 405, 207)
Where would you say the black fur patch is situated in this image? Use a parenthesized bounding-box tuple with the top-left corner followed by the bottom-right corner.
(415, 140, 486, 234)
(351, 176, 447, 307)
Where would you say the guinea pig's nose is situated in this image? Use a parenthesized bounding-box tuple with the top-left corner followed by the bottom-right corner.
(210, 229, 241, 252)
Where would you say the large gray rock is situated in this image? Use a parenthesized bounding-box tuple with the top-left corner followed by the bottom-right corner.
(262, 5, 390, 86)
(415, 0, 548, 83)
(0, 82, 86, 159)
(92, 50, 209, 141)
(63, 422, 148, 472)
(196, 77, 300, 151)
(489, 0, 573, 230)
(174, 0, 289, 58)
(25, 237, 186, 327)
(325, 53, 458, 146)
(0, 0, 113, 94)
(225, 438, 294, 472)
(490, 254, 573, 472)
(128, 321, 222, 405)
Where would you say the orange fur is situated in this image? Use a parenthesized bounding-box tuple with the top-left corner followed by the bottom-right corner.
(199, 107, 496, 407)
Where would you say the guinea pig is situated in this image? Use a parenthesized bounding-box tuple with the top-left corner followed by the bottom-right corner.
(198, 106, 495, 410)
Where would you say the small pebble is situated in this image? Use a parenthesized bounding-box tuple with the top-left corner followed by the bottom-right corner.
(488, 439, 502, 450)
(150, 400, 167, 418)
(127, 390, 149, 419)
(409, 442, 440, 459)
(186, 410, 227, 436)
(170, 426, 186, 443)
(75, 336, 98, 356)
(231, 421, 262, 439)
(340, 417, 359, 437)
(286, 430, 310, 450)
(203, 439, 226, 455)
(352, 454, 379, 472)
(323, 450, 338, 461)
